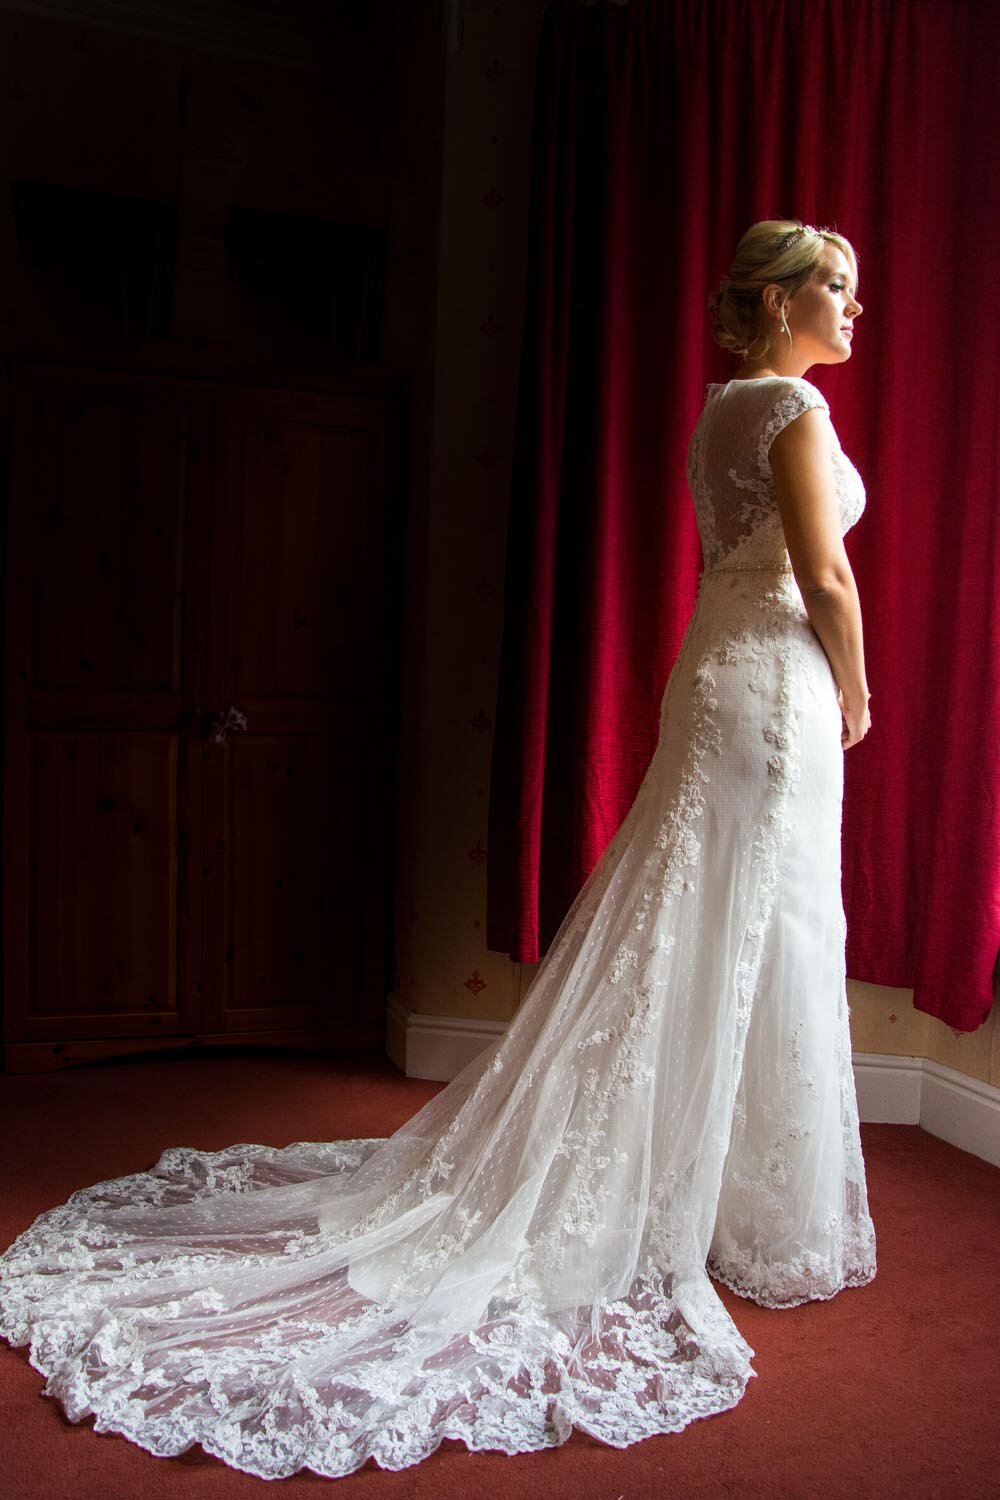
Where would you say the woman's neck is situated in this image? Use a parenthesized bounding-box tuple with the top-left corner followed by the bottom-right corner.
(737, 356, 813, 379)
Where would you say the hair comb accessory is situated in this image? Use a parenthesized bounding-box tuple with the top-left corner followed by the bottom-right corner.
(778, 223, 816, 252)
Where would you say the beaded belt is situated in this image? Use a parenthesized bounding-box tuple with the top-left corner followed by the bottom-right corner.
(703, 561, 793, 575)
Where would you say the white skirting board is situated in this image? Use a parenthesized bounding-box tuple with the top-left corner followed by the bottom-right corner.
(385, 998, 1000, 1170)
(853, 1052, 1000, 1168)
(385, 995, 506, 1084)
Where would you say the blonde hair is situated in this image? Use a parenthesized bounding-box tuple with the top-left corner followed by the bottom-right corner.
(709, 219, 859, 359)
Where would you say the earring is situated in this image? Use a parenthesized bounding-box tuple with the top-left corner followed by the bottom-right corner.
(772, 299, 791, 342)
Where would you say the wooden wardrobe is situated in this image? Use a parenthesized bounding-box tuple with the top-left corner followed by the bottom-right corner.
(2, 355, 403, 1072)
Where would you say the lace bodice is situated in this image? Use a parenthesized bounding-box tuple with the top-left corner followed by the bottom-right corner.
(686, 376, 866, 569)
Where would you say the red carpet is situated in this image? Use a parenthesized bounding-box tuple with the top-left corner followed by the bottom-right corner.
(2, 1051, 998, 1498)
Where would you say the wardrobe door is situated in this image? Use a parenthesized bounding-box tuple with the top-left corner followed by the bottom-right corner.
(199, 385, 400, 1050)
(3, 364, 213, 1068)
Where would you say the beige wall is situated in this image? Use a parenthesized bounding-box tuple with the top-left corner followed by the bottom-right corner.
(390, 0, 536, 1030)
(849, 981, 999, 1086)
(390, 1, 999, 1090)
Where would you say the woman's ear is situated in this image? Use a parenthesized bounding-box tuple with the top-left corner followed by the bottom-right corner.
(761, 282, 780, 318)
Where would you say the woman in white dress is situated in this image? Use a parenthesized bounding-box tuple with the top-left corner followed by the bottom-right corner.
(0, 220, 876, 1479)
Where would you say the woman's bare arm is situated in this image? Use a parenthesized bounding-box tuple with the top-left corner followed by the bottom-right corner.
(769, 408, 871, 748)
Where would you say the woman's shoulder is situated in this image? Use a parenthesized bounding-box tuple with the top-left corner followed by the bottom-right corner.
(704, 375, 831, 430)
(706, 373, 828, 405)
(770, 374, 830, 413)
(778, 373, 829, 403)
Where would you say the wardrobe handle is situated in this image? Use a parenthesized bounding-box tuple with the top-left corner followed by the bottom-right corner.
(207, 705, 248, 745)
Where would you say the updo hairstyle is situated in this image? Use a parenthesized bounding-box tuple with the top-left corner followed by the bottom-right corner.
(709, 219, 858, 360)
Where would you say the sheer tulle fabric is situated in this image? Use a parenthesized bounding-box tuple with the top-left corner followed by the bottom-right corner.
(0, 376, 876, 1479)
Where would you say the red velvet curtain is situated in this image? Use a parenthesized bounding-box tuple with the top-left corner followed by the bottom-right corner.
(486, 0, 1000, 1032)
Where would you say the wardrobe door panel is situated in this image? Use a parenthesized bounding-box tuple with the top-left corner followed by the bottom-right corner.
(200, 388, 398, 1048)
(3, 365, 210, 1058)
(28, 729, 178, 1032)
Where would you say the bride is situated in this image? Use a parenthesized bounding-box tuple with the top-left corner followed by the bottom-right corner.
(0, 220, 876, 1480)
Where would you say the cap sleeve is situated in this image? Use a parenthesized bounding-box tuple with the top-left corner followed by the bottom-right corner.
(760, 379, 830, 468)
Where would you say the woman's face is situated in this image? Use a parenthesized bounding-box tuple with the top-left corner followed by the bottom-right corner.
(781, 246, 863, 365)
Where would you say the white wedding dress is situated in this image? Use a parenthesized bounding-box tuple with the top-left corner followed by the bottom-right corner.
(0, 374, 876, 1480)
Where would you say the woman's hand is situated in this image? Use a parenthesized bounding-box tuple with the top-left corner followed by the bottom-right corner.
(838, 688, 871, 749)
